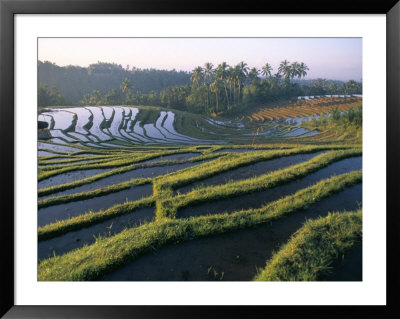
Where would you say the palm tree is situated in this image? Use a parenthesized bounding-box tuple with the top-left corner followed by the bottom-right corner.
(298, 62, 309, 79)
(291, 62, 300, 79)
(227, 66, 235, 104)
(261, 63, 273, 78)
(216, 62, 230, 107)
(329, 81, 338, 95)
(248, 67, 259, 83)
(190, 66, 203, 87)
(235, 61, 249, 103)
(278, 60, 293, 88)
(203, 62, 214, 109)
(120, 77, 133, 96)
(278, 60, 292, 80)
(210, 80, 220, 112)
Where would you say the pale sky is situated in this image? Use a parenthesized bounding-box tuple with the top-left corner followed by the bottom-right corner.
(38, 38, 362, 81)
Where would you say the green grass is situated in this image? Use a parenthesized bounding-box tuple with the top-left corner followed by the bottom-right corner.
(38, 170, 361, 281)
(38, 154, 130, 166)
(152, 145, 352, 194)
(156, 148, 361, 219)
(38, 148, 360, 239)
(38, 152, 222, 197)
(38, 149, 190, 181)
(38, 196, 155, 241)
(38, 178, 151, 209)
(37, 104, 363, 281)
(253, 209, 362, 281)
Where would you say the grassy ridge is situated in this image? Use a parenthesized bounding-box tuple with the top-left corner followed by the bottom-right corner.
(155, 144, 356, 190)
(38, 148, 202, 181)
(38, 178, 151, 208)
(254, 210, 362, 281)
(38, 147, 360, 239)
(157, 148, 361, 219)
(38, 197, 155, 241)
(38, 154, 131, 166)
(38, 152, 223, 197)
(151, 145, 348, 202)
(38, 170, 361, 281)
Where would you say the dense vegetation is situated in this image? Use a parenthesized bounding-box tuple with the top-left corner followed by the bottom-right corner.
(38, 60, 362, 116)
(254, 209, 362, 281)
(38, 60, 191, 105)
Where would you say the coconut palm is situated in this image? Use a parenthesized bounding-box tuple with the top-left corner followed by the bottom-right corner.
(210, 80, 220, 112)
(190, 66, 203, 87)
(248, 67, 259, 83)
(120, 77, 133, 96)
(235, 61, 249, 103)
(278, 60, 292, 80)
(203, 62, 214, 108)
(298, 62, 309, 79)
(227, 66, 235, 104)
(291, 61, 300, 79)
(216, 62, 230, 106)
(261, 63, 273, 78)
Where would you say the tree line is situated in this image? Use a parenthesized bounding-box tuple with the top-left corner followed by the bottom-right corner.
(38, 60, 191, 104)
(38, 60, 362, 115)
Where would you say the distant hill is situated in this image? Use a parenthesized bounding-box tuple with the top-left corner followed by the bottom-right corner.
(38, 61, 192, 104)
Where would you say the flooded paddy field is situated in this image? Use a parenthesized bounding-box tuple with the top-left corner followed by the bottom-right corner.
(102, 184, 361, 281)
(38, 168, 113, 189)
(178, 156, 361, 218)
(38, 184, 153, 226)
(175, 151, 326, 195)
(39, 159, 210, 199)
(38, 207, 155, 261)
(143, 152, 201, 163)
(37, 105, 363, 282)
(212, 148, 277, 154)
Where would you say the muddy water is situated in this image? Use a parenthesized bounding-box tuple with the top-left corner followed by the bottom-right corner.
(39, 160, 208, 199)
(177, 156, 361, 218)
(72, 153, 104, 157)
(284, 127, 311, 137)
(175, 151, 326, 195)
(323, 242, 362, 281)
(38, 184, 153, 226)
(38, 142, 81, 153)
(212, 148, 276, 154)
(38, 207, 155, 261)
(101, 184, 362, 281)
(38, 168, 113, 190)
(38, 151, 57, 156)
(38, 159, 93, 168)
(143, 152, 201, 163)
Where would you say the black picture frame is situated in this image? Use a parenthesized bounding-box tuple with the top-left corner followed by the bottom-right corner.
(1, 0, 399, 318)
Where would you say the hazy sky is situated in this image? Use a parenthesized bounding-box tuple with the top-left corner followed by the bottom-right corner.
(38, 38, 362, 81)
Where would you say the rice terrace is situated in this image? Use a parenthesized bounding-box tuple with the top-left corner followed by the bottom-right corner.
(37, 38, 363, 281)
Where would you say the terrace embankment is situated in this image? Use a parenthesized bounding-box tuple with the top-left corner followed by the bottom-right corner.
(38, 168, 114, 189)
(212, 148, 277, 154)
(39, 160, 209, 199)
(38, 184, 153, 226)
(143, 152, 201, 163)
(38, 207, 155, 261)
(175, 151, 326, 195)
(101, 184, 361, 281)
(177, 156, 361, 218)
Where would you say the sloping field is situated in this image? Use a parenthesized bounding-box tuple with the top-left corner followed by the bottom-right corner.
(37, 142, 362, 281)
(38, 106, 218, 148)
(38, 98, 362, 152)
(246, 96, 362, 122)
